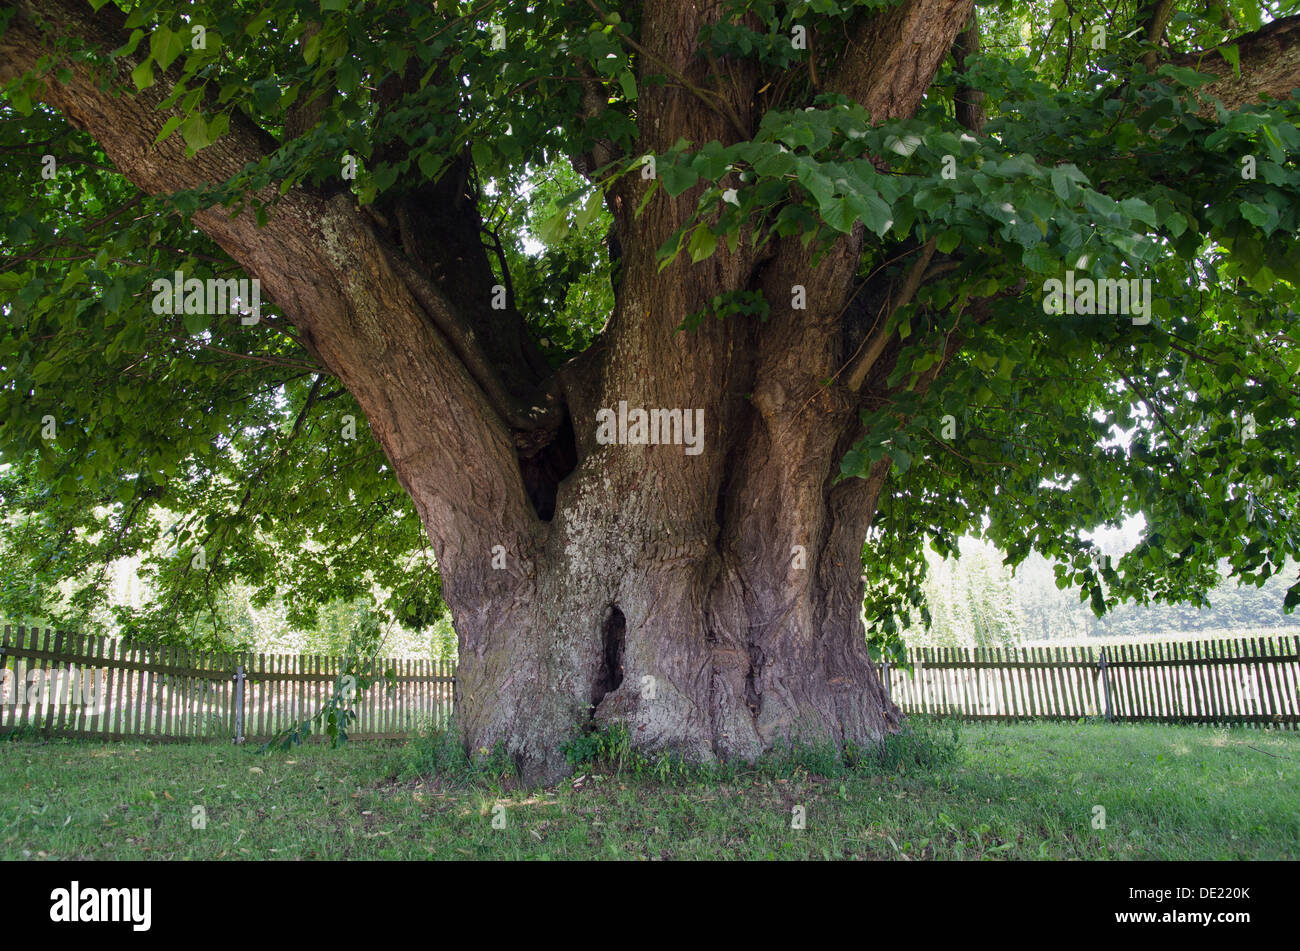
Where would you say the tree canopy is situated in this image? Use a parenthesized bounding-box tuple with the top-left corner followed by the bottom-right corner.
(1, 0, 1298, 660)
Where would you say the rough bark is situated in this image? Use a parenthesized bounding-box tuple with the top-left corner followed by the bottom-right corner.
(1173, 14, 1300, 110)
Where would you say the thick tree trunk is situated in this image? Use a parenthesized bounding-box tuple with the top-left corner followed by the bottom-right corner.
(450, 395, 902, 784)
(447, 0, 915, 785)
(454, 528, 903, 783)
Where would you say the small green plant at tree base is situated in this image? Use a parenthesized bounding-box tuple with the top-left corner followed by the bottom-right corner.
(398, 718, 517, 790)
(558, 715, 962, 785)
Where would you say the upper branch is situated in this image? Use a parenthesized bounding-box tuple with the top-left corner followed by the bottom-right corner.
(1174, 14, 1300, 111)
(827, 0, 976, 121)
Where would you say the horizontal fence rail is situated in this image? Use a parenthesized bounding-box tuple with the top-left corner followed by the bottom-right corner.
(876, 638, 1300, 728)
(0, 626, 454, 743)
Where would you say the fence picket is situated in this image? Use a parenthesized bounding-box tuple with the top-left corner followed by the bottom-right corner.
(1137, 643, 1153, 718)
(1159, 641, 1174, 719)
(1224, 640, 1244, 726)
(0, 626, 11, 733)
(1276, 637, 1299, 721)
(1207, 640, 1226, 725)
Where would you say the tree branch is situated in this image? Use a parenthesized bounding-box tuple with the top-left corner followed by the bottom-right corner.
(1139, 0, 1178, 72)
(953, 11, 986, 134)
(1173, 14, 1300, 111)
(827, 0, 976, 121)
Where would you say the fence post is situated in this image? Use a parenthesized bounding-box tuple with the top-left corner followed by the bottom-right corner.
(232, 665, 246, 744)
(881, 659, 891, 704)
(1098, 648, 1113, 721)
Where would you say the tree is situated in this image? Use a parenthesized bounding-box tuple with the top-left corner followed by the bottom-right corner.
(1, 0, 1298, 781)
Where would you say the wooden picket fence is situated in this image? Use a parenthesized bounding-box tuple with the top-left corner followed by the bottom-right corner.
(5, 625, 1297, 741)
(0, 625, 454, 743)
(876, 637, 1300, 728)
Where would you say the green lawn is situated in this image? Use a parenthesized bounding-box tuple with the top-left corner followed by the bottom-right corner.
(2, 720, 1297, 860)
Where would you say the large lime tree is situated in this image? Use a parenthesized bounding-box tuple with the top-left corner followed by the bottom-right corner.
(2, 0, 1298, 779)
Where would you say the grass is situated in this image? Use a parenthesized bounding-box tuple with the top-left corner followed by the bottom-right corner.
(1, 719, 1297, 860)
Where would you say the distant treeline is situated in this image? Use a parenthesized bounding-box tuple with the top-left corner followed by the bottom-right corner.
(904, 539, 1300, 648)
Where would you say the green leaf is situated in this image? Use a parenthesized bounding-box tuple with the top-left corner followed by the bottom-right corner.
(1119, 197, 1158, 229)
(913, 187, 950, 215)
(618, 71, 637, 101)
(753, 147, 796, 179)
(1050, 167, 1071, 201)
(1239, 201, 1280, 236)
(337, 59, 361, 93)
(418, 152, 442, 180)
(574, 190, 604, 230)
(687, 226, 717, 263)
(822, 196, 861, 234)
(154, 115, 184, 145)
(206, 112, 229, 143)
(180, 114, 211, 152)
(537, 209, 569, 244)
(131, 60, 155, 92)
(150, 27, 186, 72)
(470, 139, 493, 174)
(8, 84, 35, 115)
(103, 281, 125, 313)
(1158, 64, 1217, 89)
(1218, 43, 1240, 77)
(659, 160, 699, 197)
(1021, 243, 1058, 274)
(114, 28, 146, 59)
(858, 194, 894, 237)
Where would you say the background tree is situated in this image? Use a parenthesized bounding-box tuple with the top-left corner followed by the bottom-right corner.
(1, 0, 1298, 780)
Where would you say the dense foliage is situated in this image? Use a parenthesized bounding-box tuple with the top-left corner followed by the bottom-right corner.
(1, 0, 1297, 656)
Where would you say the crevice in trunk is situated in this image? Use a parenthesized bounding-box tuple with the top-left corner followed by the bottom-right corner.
(518, 407, 577, 521)
(590, 604, 626, 715)
(745, 643, 763, 718)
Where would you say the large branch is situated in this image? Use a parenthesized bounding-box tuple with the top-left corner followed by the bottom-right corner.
(828, 0, 975, 121)
(739, 0, 980, 556)
(0, 0, 544, 576)
(752, 0, 977, 356)
(1174, 14, 1300, 111)
(769, 0, 976, 331)
(953, 11, 986, 134)
(367, 66, 561, 440)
